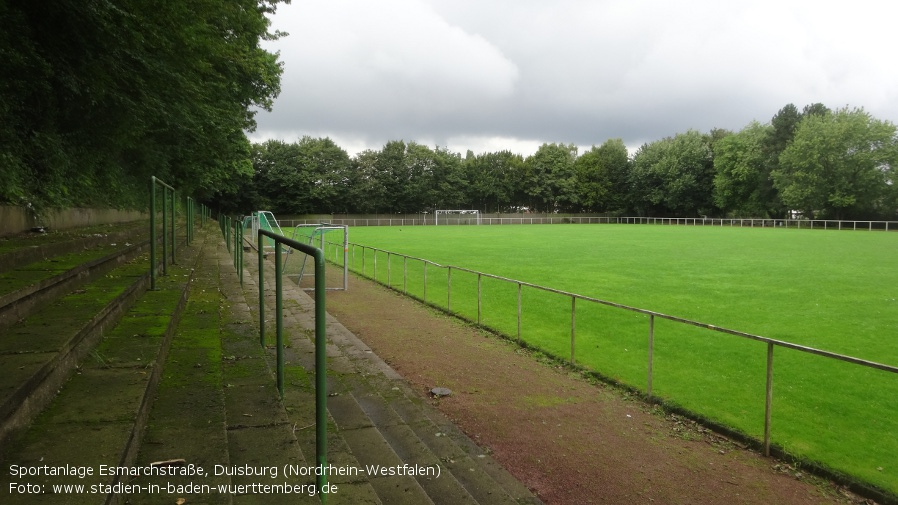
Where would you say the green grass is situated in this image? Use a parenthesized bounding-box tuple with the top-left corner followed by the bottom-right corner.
(338, 223, 898, 495)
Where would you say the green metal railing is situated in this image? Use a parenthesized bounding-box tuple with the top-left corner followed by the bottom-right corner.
(149, 178, 209, 289)
(234, 218, 244, 286)
(257, 229, 328, 500)
(150, 176, 176, 290)
(217, 215, 245, 286)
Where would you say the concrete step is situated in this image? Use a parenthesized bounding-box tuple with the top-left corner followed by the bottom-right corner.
(0, 226, 204, 505)
(127, 236, 318, 505)
(0, 240, 149, 331)
(237, 251, 541, 505)
(0, 253, 153, 447)
(0, 222, 147, 275)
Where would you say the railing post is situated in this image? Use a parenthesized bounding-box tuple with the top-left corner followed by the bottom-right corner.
(570, 295, 576, 364)
(517, 282, 522, 343)
(423, 262, 427, 303)
(403, 256, 407, 294)
(387, 252, 392, 287)
(238, 220, 244, 287)
(312, 247, 328, 499)
(477, 273, 482, 325)
(764, 341, 774, 457)
(275, 242, 284, 399)
(447, 267, 452, 311)
(150, 177, 157, 290)
(162, 187, 168, 276)
(258, 232, 265, 348)
(170, 190, 176, 265)
(647, 314, 655, 397)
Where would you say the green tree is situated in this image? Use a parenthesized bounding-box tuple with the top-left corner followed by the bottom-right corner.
(523, 143, 578, 212)
(574, 139, 630, 213)
(0, 0, 286, 210)
(629, 130, 715, 216)
(465, 150, 525, 212)
(425, 147, 468, 211)
(774, 107, 898, 219)
(713, 122, 774, 216)
(349, 149, 388, 214)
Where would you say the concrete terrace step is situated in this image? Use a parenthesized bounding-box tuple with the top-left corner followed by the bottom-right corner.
(237, 252, 541, 505)
(127, 236, 317, 505)
(0, 241, 149, 331)
(0, 222, 147, 275)
(0, 255, 153, 447)
(0, 228, 204, 504)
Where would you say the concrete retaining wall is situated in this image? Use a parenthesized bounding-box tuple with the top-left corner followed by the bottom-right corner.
(0, 206, 146, 237)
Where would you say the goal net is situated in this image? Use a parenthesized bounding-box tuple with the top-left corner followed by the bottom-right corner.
(282, 224, 349, 291)
(242, 210, 283, 252)
(434, 210, 481, 226)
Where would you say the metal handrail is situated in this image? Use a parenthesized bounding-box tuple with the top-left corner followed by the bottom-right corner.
(149, 176, 176, 290)
(345, 241, 898, 457)
(257, 229, 328, 500)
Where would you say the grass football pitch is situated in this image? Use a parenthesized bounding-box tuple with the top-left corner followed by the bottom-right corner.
(334, 223, 898, 495)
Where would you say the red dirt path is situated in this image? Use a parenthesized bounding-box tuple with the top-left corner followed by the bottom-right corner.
(325, 273, 871, 505)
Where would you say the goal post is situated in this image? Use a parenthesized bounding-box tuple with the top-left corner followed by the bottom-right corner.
(282, 223, 349, 291)
(435, 210, 481, 226)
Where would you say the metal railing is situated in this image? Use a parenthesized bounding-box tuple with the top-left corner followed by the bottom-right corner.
(217, 215, 246, 287)
(149, 178, 210, 289)
(257, 229, 328, 500)
(149, 176, 176, 290)
(338, 241, 898, 461)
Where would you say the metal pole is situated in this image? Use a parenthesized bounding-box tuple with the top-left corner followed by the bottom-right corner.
(403, 257, 407, 294)
(764, 341, 774, 457)
(570, 295, 576, 364)
(170, 190, 176, 264)
(313, 248, 328, 499)
(517, 282, 522, 343)
(447, 267, 452, 311)
(275, 243, 284, 399)
(162, 187, 168, 276)
(258, 232, 265, 348)
(423, 262, 427, 303)
(647, 314, 655, 397)
(238, 220, 244, 287)
(477, 273, 482, 325)
(150, 177, 157, 290)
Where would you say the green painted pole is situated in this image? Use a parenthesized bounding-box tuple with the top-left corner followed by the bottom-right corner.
(313, 248, 328, 499)
(275, 242, 284, 399)
(258, 231, 265, 348)
(170, 190, 176, 264)
(150, 177, 157, 290)
(257, 229, 327, 499)
(162, 188, 168, 276)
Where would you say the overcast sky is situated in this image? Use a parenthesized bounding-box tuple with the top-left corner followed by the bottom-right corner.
(250, 0, 898, 157)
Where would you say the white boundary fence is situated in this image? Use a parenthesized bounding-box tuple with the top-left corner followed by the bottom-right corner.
(279, 214, 898, 231)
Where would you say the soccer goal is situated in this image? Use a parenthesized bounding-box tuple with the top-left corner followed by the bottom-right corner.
(242, 210, 284, 252)
(434, 209, 481, 225)
(282, 223, 349, 291)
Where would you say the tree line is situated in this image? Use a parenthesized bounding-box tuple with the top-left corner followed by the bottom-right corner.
(0, 0, 286, 213)
(231, 104, 898, 220)
(3, 2, 895, 224)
